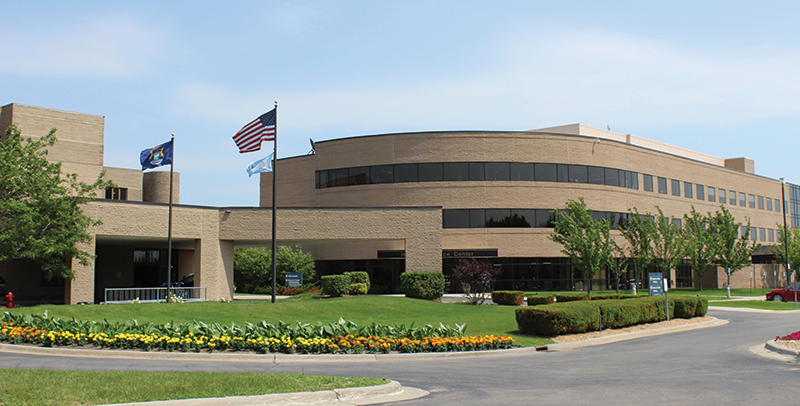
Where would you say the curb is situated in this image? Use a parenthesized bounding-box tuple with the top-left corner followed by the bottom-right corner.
(765, 340, 800, 357)
(94, 380, 430, 406)
(547, 317, 728, 350)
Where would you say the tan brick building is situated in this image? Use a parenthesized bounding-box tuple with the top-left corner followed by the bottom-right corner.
(0, 103, 793, 304)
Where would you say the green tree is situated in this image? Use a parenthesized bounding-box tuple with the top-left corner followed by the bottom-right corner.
(233, 246, 316, 293)
(616, 207, 657, 292)
(549, 198, 615, 296)
(0, 125, 110, 280)
(770, 225, 800, 284)
(683, 207, 719, 291)
(712, 206, 759, 298)
(652, 207, 687, 286)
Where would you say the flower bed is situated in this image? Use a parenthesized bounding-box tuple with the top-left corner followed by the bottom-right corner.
(0, 314, 514, 354)
(776, 331, 800, 341)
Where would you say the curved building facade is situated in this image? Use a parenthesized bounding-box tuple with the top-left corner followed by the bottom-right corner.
(263, 124, 789, 292)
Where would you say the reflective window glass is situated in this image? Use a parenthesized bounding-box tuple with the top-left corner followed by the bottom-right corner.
(708, 187, 716, 202)
(536, 209, 555, 227)
(394, 164, 418, 183)
(511, 209, 536, 227)
(443, 162, 469, 181)
(534, 163, 558, 182)
(671, 179, 681, 196)
(729, 190, 736, 205)
(684, 182, 693, 198)
(317, 170, 328, 188)
(485, 209, 512, 227)
(604, 168, 619, 186)
(643, 174, 654, 192)
(569, 165, 588, 183)
(697, 184, 705, 200)
(588, 166, 605, 185)
(758, 196, 764, 210)
(330, 168, 349, 187)
(348, 167, 369, 185)
(748, 194, 755, 208)
(470, 209, 485, 228)
(443, 210, 470, 228)
(370, 165, 393, 184)
(740, 192, 746, 207)
(557, 164, 569, 182)
(418, 163, 443, 182)
(658, 177, 668, 194)
(767, 197, 773, 211)
(510, 163, 534, 181)
(469, 162, 485, 180)
(485, 163, 510, 180)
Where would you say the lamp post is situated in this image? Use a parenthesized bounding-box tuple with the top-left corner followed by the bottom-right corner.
(780, 178, 794, 306)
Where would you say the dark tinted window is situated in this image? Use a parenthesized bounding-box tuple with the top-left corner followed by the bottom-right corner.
(588, 166, 604, 185)
(557, 164, 569, 183)
(394, 164, 418, 183)
(318, 170, 329, 188)
(349, 167, 369, 185)
(330, 168, 349, 187)
(469, 162, 485, 180)
(418, 163, 443, 182)
(470, 209, 485, 228)
(697, 184, 705, 200)
(569, 165, 588, 183)
(630, 172, 639, 189)
(511, 209, 535, 227)
(534, 163, 558, 182)
(643, 174, 654, 192)
(443, 210, 470, 228)
(684, 182, 693, 198)
(485, 209, 512, 227)
(604, 168, 619, 186)
(485, 163, 510, 180)
(536, 209, 555, 227)
(443, 162, 469, 181)
(671, 179, 681, 196)
(658, 177, 667, 194)
(708, 186, 716, 202)
(370, 165, 393, 183)
(510, 163, 534, 181)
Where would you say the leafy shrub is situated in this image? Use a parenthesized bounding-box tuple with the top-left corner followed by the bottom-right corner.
(451, 259, 503, 304)
(234, 246, 316, 293)
(400, 271, 445, 300)
(695, 296, 708, 316)
(673, 296, 698, 318)
(350, 283, 368, 295)
(527, 295, 556, 306)
(344, 271, 370, 294)
(516, 296, 705, 336)
(491, 290, 525, 306)
(515, 301, 600, 336)
(320, 274, 351, 297)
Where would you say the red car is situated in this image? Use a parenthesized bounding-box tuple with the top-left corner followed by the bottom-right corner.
(766, 286, 800, 302)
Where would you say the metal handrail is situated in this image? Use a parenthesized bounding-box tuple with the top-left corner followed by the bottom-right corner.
(104, 287, 207, 303)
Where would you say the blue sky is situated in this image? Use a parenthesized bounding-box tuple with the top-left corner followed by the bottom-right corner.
(4, 1, 800, 207)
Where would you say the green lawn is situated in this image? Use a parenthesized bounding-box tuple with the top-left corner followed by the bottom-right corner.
(0, 369, 386, 406)
(5, 294, 552, 347)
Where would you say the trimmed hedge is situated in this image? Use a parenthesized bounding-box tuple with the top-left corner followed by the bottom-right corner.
(344, 271, 370, 293)
(526, 292, 637, 306)
(350, 282, 369, 295)
(320, 274, 351, 297)
(491, 290, 525, 306)
(515, 296, 708, 336)
(400, 271, 445, 300)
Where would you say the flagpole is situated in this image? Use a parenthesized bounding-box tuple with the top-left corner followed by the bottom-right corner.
(167, 133, 175, 301)
(271, 101, 278, 304)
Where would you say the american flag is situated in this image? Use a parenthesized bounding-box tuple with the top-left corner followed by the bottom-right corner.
(232, 109, 276, 153)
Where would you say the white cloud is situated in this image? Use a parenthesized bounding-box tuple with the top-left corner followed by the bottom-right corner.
(174, 25, 800, 136)
(0, 15, 166, 77)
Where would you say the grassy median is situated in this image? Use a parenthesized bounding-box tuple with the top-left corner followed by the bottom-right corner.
(0, 369, 386, 406)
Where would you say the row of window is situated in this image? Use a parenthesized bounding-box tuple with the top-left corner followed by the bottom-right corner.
(442, 208, 778, 243)
(643, 175, 782, 214)
(105, 187, 128, 200)
(316, 162, 639, 190)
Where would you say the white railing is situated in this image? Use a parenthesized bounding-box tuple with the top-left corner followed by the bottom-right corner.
(104, 287, 207, 303)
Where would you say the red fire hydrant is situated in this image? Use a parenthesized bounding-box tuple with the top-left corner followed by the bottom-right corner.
(5, 291, 14, 309)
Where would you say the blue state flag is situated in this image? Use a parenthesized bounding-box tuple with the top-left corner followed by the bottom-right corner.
(140, 140, 174, 170)
(246, 153, 273, 177)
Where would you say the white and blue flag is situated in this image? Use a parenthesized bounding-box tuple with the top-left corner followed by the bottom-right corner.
(246, 153, 273, 177)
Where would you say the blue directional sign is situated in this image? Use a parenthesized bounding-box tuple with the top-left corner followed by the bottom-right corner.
(649, 272, 663, 296)
(286, 272, 303, 287)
